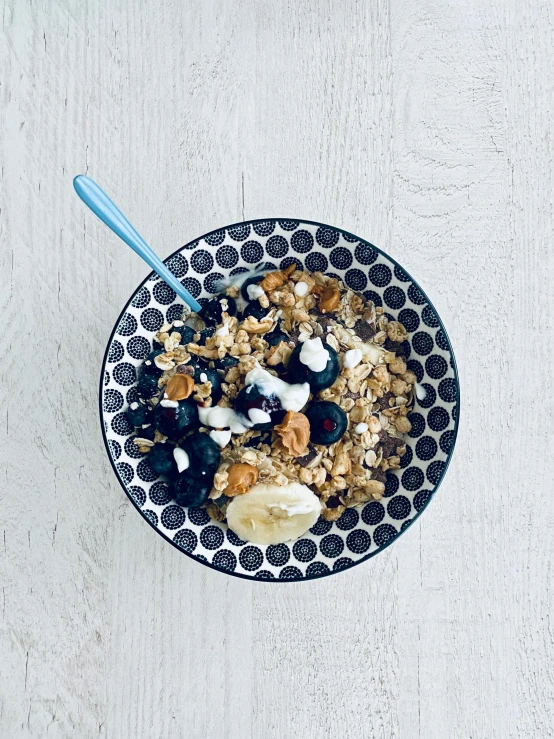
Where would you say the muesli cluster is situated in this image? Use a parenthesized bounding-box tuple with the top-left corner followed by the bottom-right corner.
(127, 265, 415, 544)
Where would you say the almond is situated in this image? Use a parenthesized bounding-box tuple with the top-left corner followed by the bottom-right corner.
(224, 463, 259, 497)
(165, 373, 194, 401)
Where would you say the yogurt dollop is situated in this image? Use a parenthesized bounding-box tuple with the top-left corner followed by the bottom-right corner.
(248, 408, 272, 425)
(415, 383, 427, 401)
(299, 337, 330, 373)
(244, 366, 310, 412)
(198, 405, 251, 433)
(246, 284, 265, 300)
(343, 348, 362, 369)
(160, 399, 179, 408)
(173, 447, 190, 472)
(210, 429, 232, 448)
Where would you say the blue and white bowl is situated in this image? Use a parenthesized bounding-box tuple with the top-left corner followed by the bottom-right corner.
(100, 219, 459, 581)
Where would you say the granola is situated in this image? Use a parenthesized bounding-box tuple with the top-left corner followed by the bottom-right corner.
(128, 267, 413, 535)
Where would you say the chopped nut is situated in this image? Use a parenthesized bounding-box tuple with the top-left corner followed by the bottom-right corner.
(226, 284, 240, 298)
(318, 286, 341, 313)
(389, 356, 407, 374)
(165, 374, 194, 400)
(401, 370, 417, 385)
(187, 343, 219, 359)
(213, 470, 229, 492)
(367, 480, 386, 496)
(312, 467, 327, 488)
(270, 290, 296, 307)
(394, 415, 412, 433)
(331, 445, 352, 476)
(224, 463, 259, 496)
(260, 271, 285, 292)
(206, 502, 226, 522)
(322, 506, 344, 521)
(391, 378, 409, 396)
(266, 341, 292, 367)
(298, 468, 313, 484)
(387, 321, 408, 343)
(241, 315, 274, 334)
(274, 411, 310, 456)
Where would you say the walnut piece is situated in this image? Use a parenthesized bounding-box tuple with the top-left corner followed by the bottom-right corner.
(241, 315, 274, 334)
(260, 271, 285, 292)
(266, 341, 292, 367)
(165, 374, 194, 401)
(318, 286, 341, 313)
(274, 411, 310, 456)
(224, 463, 259, 496)
(387, 321, 408, 343)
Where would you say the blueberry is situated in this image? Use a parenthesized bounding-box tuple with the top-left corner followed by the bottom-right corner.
(139, 350, 164, 376)
(173, 473, 212, 507)
(172, 323, 195, 344)
(201, 296, 237, 325)
(213, 355, 239, 373)
(265, 328, 290, 347)
(241, 276, 263, 301)
(234, 385, 285, 430)
(192, 366, 222, 403)
(139, 424, 156, 441)
(305, 401, 347, 445)
(287, 343, 340, 391)
(136, 373, 160, 400)
(125, 401, 152, 427)
(148, 443, 177, 477)
(198, 327, 215, 345)
(180, 433, 221, 481)
(153, 399, 199, 440)
(242, 301, 267, 321)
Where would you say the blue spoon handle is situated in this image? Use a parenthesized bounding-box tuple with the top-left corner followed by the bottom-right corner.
(73, 175, 202, 313)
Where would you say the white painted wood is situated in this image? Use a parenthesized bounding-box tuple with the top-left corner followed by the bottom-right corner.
(1, 1, 553, 737)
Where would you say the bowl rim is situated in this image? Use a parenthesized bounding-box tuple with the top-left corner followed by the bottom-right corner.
(99, 217, 460, 582)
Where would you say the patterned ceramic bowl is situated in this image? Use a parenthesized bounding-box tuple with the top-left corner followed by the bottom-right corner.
(100, 219, 459, 581)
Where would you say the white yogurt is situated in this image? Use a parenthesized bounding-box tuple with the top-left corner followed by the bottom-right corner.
(415, 383, 427, 401)
(160, 399, 179, 408)
(215, 324, 229, 336)
(173, 447, 190, 472)
(198, 405, 251, 434)
(248, 408, 272, 425)
(244, 366, 310, 412)
(247, 283, 265, 300)
(130, 401, 139, 410)
(210, 429, 232, 448)
(294, 281, 309, 297)
(200, 372, 208, 383)
(354, 422, 368, 434)
(299, 337, 329, 373)
(343, 348, 362, 369)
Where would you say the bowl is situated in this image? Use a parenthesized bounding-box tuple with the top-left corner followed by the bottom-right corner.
(100, 219, 459, 581)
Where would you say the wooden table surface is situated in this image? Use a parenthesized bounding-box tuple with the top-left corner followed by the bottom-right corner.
(1, 1, 553, 737)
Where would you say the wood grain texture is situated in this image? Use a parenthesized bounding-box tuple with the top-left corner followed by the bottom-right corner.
(1, 1, 552, 737)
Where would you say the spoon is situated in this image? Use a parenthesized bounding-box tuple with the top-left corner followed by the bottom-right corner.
(73, 175, 202, 313)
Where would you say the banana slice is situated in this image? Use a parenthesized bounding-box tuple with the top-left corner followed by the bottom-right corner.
(226, 482, 321, 545)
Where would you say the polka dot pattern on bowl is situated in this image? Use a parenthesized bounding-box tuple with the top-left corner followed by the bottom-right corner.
(101, 220, 459, 581)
